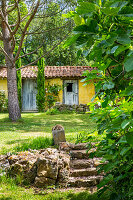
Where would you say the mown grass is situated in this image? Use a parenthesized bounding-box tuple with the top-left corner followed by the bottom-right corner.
(0, 112, 103, 154)
(0, 175, 110, 200)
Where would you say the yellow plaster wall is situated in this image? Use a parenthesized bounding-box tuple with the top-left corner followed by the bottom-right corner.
(0, 77, 95, 105)
(0, 79, 8, 96)
(78, 80, 95, 104)
(45, 78, 63, 103)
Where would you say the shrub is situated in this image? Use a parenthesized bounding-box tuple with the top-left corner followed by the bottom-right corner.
(45, 83, 62, 109)
(36, 57, 45, 112)
(46, 108, 60, 115)
(0, 91, 8, 112)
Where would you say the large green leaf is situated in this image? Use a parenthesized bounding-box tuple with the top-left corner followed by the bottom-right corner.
(76, 2, 97, 15)
(74, 15, 84, 26)
(111, 46, 119, 54)
(124, 56, 133, 72)
(120, 147, 131, 156)
(74, 20, 98, 34)
(126, 132, 133, 147)
(64, 34, 81, 47)
(117, 136, 127, 144)
(97, 174, 113, 189)
(114, 45, 129, 56)
(123, 85, 133, 96)
(102, 7, 120, 15)
(103, 81, 115, 90)
(102, 96, 108, 108)
(117, 35, 131, 45)
(121, 119, 130, 129)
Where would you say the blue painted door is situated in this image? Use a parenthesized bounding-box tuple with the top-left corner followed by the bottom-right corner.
(22, 79, 37, 111)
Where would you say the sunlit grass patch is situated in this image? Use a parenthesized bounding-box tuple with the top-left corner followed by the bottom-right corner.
(0, 175, 110, 200)
(0, 113, 96, 154)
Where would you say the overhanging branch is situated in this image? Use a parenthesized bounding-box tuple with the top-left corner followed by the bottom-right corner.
(17, 32, 70, 71)
(14, 0, 40, 62)
(0, 47, 14, 66)
(26, 21, 72, 35)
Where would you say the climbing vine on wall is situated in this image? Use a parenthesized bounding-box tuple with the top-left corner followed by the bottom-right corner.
(36, 57, 45, 112)
(45, 83, 62, 109)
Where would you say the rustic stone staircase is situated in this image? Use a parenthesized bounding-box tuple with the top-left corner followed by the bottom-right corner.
(59, 142, 103, 190)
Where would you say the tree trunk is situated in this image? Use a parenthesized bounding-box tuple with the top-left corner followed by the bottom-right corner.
(7, 66, 21, 121)
(1, 0, 21, 121)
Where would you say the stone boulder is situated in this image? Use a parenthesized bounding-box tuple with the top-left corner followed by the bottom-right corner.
(0, 155, 10, 176)
(52, 125, 66, 146)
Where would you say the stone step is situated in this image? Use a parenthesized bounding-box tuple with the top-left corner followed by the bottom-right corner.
(59, 142, 97, 151)
(70, 168, 97, 177)
(70, 143, 97, 150)
(68, 176, 103, 188)
(70, 149, 96, 159)
(70, 159, 94, 169)
(70, 143, 88, 150)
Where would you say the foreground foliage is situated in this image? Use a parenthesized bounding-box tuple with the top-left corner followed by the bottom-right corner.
(66, 0, 133, 199)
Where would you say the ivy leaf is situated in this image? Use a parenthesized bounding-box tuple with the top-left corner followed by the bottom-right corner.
(121, 119, 130, 129)
(124, 56, 133, 72)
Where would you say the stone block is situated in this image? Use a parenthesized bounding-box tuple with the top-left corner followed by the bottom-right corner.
(52, 125, 66, 146)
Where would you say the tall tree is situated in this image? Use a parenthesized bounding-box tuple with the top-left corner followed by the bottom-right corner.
(36, 57, 45, 112)
(0, 0, 75, 121)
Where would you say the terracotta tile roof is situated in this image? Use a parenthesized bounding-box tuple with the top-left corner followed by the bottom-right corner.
(0, 66, 93, 78)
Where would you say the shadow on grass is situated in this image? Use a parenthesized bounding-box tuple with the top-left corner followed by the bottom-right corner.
(66, 192, 98, 200)
(0, 113, 94, 134)
(36, 191, 109, 200)
(0, 197, 12, 200)
(6, 139, 29, 145)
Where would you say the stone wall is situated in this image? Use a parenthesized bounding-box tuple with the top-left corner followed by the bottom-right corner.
(54, 102, 90, 113)
(0, 148, 70, 188)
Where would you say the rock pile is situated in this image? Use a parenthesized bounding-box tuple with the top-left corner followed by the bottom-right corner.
(0, 148, 70, 188)
(0, 143, 103, 190)
(54, 103, 90, 113)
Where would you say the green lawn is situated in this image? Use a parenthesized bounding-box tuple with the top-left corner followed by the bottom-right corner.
(0, 113, 98, 154)
(0, 176, 109, 200)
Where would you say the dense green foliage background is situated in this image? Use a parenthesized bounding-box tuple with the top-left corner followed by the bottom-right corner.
(65, 0, 133, 199)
